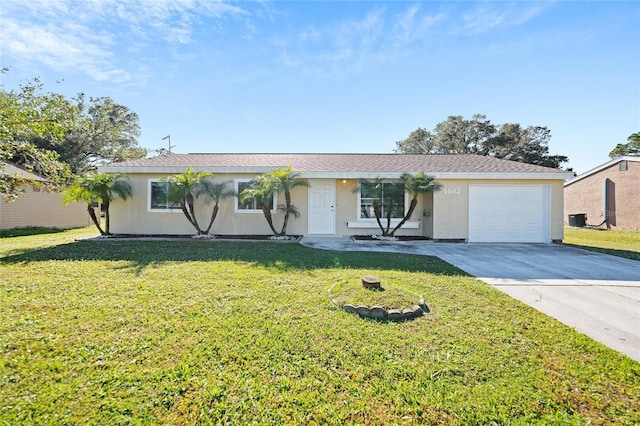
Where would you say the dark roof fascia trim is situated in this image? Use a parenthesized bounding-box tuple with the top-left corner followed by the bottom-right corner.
(564, 156, 640, 187)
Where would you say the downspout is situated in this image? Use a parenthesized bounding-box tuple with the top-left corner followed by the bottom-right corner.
(584, 178, 609, 228)
(603, 178, 608, 225)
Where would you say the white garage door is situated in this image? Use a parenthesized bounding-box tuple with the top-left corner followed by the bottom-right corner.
(468, 185, 550, 243)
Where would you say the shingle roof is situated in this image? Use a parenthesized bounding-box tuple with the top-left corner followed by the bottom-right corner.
(1, 162, 48, 182)
(101, 153, 568, 177)
(565, 155, 640, 186)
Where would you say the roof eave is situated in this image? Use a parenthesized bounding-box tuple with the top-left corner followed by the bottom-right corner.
(301, 172, 571, 180)
(565, 155, 640, 186)
(97, 165, 571, 180)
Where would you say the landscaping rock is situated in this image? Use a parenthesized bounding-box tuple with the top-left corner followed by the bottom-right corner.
(356, 305, 371, 317)
(402, 308, 415, 320)
(419, 296, 430, 312)
(342, 304, 356, 313)
(369, 306, 387, 320)
(361, 275, 381, 290)
(387, 309, 403, 321)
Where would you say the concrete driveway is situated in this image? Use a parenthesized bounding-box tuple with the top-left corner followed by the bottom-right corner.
(300, 238, 640, 362)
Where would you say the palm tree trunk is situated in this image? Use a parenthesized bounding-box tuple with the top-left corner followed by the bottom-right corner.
(87, 204, 105, 235)
(373, 200, 385, 235)
(180, 204, 198, 230)
(279, 190, 292, 236)
(390, 197, 418, 236)
(103, 201, 111, 235)
(280, 212, 289, 236)
(385, 210, 392, 236)
(186, 193, 203, 234)
(262, 205, 279, 236)
(204, 204, 219, 234)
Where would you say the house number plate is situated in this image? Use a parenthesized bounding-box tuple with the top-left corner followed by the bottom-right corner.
(442, 187, 461, 195)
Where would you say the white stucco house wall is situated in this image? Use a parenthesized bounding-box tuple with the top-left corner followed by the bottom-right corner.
(98, 153, 573, 243)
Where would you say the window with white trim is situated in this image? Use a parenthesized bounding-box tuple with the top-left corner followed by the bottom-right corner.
(358, 182, 406, 220)
(234, 179, 276, 213)
(148, 179, 181, 212)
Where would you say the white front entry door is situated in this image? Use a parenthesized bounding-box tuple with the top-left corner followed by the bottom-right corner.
(308, 179, 335, 235)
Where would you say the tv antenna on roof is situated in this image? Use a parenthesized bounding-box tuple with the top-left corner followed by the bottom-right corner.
(162, 134, 176, 153)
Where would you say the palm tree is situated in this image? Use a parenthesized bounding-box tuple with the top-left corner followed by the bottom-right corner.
(355, 177, 405, 237)
(389, 172, 442, 236)
(240, 166, 309, 236)
(160, 167, 213, 235)
(356, 173, 441, 237)
(196, 179, 234, 235)
(240, 175, 279, 235)
(63, 172, 132, 235)
(356, 178, 387, 235)
(271, 166, 309, 236)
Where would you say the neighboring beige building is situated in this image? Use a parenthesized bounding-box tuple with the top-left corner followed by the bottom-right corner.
(99, 153, 572, 243)
(0, 163, 89, 230)
(564, 156, 640, 230)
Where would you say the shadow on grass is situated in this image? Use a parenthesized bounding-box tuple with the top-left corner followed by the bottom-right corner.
(563, 243, 640, 262)
(0, 227, 70, 238)
(0, 239, 470, 276)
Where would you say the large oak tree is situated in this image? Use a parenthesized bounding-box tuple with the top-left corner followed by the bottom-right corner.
(32, 95, 146, 174)
(2, 71, 147, 202)
(1, 74, 76, 201)
(395, 114, 569, 169)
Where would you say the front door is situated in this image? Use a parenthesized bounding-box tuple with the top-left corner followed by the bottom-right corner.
(308, 179, 335, 235)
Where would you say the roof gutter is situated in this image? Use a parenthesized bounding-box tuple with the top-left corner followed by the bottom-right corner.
(97, 165, 572, 180)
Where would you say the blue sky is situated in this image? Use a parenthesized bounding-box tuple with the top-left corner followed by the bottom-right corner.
(1, 0, 638, 174)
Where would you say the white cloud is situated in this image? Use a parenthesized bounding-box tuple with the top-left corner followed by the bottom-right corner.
(1, 0, 550, 87)
(274, 5, 446, 78)
(391, 5, 446, 47)
(459, 3, 551, 35)
(0, 0, 249, 84)
(1, 20, 126, 82)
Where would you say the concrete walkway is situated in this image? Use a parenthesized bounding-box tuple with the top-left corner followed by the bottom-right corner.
(300, 237, 640, 362)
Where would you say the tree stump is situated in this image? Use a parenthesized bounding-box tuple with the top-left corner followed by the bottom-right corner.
(362, 275, 381, 290)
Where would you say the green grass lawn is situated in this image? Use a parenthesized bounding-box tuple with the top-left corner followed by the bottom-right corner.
(564, 226, 640, 261)
(1, 228, 639, 425)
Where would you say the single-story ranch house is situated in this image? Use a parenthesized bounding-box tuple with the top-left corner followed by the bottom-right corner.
(98, 153, 573, 243)
(564, 156, 640, 230)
